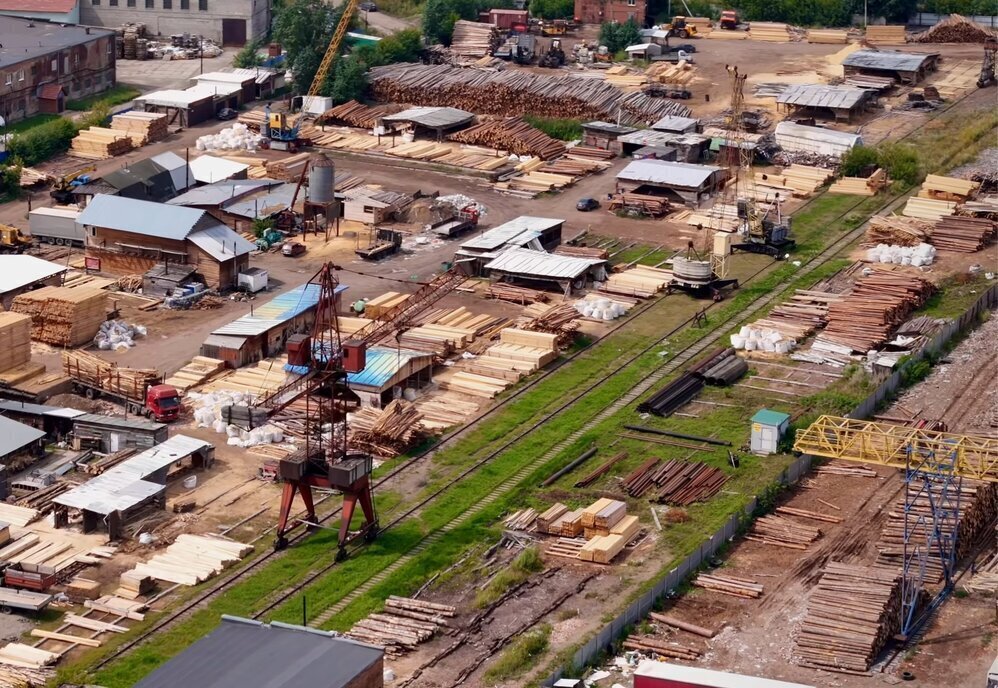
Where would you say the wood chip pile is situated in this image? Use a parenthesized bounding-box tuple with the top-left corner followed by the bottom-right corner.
(349, 399, 423, 457)
(319, 100, 402, 128)
(0, 313, 31, 374)
(367, 63, 693, 125)
(11, 286, 107, 346)
(347, 596, 455, 656)
(70, 127, 133, 160)
(450, 20, 502, 57)
(623, 458, 729, 504)
(109, 112, 168, 145)
(448, 116, 566, 159)
(912, 14, 997, 43)
(795, 562, 902, 672)
(124, 535, 252, 586)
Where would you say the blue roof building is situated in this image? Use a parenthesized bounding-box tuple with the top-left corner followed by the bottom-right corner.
(347, 346, 434, 407)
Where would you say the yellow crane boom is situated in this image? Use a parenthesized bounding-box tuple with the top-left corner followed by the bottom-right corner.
(793, 415, 998, 482)
(303, 0, 362, 114)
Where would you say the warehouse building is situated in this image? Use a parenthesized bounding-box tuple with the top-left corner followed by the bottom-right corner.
(483, 247, 608, 295)
(616, 159, 727, 207)
(71, 413, 168, 452)
(134, 89, 216, 127)
(616, 129, 709, 162)
(842, 50, 940, 85)
(0, 17, 116, 124)
(347, 347, 435, 408)
(0, 255, 67, 309)
(95, 152, 196, 203)
(80, 0, 269, 46)
(454, 216, 565, 276)
(776, 84, 878, 122)
(774, 122, 862, 159)
(134, 616, 384, 688)
(0, 400, 83, 440)
(78, 194, 256, 289)
(0, 0, 80, 24)
(382, 106, 475, 140)
(167, 179, 283, 227)
(581, 121, 638, 156)
(187, 156, 251, 184)
(650, 115, 700, 134)
(341, 186, 412, 225)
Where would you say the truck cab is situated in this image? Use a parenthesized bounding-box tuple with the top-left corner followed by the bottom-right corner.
(146, 384, 181, 422)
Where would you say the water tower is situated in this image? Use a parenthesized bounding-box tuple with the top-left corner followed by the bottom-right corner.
(304, 152, 340, 238)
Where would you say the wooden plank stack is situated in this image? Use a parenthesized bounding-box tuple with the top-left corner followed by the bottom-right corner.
(865, 215, 933, 246)
(365, 292, 411, 319)
(70, 127, 134, 160)
(601, 265, 673, 298)
(265, 152, 310, 181)
(920, 174, 980, 202)
(748, 22, 792, 42)
(109, 112, 169, 146)
(581, 498, 626, 530)
(449, 116, 566, 159)
(163, 356, 226, 392)
(902, 196, 957, 220)
(747, 289, 841, 342)
(778, 165, 835, 195)
(486, 284, 550, 304)
(930, 216, 997, 252)
(0, 642, 59, 670)
(795, 562, 902, 672)
(865, 24, 908, 44)
(0, 313, 31, 374)
(347, 596, 454, 656)
(125, 535, 253, 586)
(450, 20, 502, 57)
(537, 503, 569, 532)
(349, 399, 423, 458)
(11, 286, 107, 346)
(62, 350, 160, 398)
(807, 29, 849, 44)
(608, 192, 670, 216)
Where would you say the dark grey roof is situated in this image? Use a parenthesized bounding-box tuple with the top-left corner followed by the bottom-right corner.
(842, 50, 939, 73)
(583, 121, 638, 136)
(383, 106, 474, 129)
(77, 194, 208, 240)
(73, 413, 166, 432)
(0, 17, 114, 70)
(103, 159, 177, 202)
(134, 616, 383, 688)
(0, 415, 46, 457)
(168, 180, 283, 208)
(0, 399, 85, 419)
(776, 84, 875, 110)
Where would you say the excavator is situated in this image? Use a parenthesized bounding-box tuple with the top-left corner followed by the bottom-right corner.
(49, 165, 96, 204)
(0, 224, 31, 253)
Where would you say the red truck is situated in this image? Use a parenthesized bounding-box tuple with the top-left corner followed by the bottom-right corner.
(62, 351, 181, 422)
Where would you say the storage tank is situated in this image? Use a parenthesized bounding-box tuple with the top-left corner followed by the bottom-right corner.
(308, 152, 335, 204)
(672, 256, 713, 285)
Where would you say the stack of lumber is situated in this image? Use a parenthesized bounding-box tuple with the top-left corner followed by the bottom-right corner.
(645, 61, 697, 85)
(537, 503, 568, 533)
(961, 196, 998, 215)
(600, 265, 673, 298)
(0, 643, 59, 670)
(349, 400, 423, 458)
(18, 167, 51, 187)
(816, 272, 933, 352)
(437, 370, 509, 398)
(930, 216, 997, 252)
(965, 535, 998, 594)
(748, 22, 791, 42)
(367, 62, 693, 126)
(517, 305, 580, 345)
(866, 24, 908, 44)
(912, 14, 997, 43)
(200, 356, 288, 396)
(581, 498, 627, 531)
(746, 514, 822, 549)
(550, 510, 585, 537)
(85, 594, 147, 620)
(554, 245, 609, 259)
(746, 289, 840, 341)
(163, 356, 225, 392)
(11, 286, 107, 346)
(865, 215, 933, 246)
(537, 156, 612, 180)
(0, 312, 31, 374)
(397, 323, 474, 355)
(449, 20, 502, 58)
(449, 117, 567, 159)
(623, 636, 702, 660)
(623, 459, 729, 505)
(487, 284, 549, 304)
(814, 462, 878, 478)
(236, 110, 267, 129)
(320, 100, 401, 128)
(0, 504, 39, 527)
(829, 176, 877, 196)
(62, 350, 160, 397)
(920, 174, 980, 201)
(265, 152, 310, 181)
(779, 165, 835, 195)
(70, 127, 133, 159)
(365, 292, 411, 319)
(707, 28, 747, 40)
(580, 532, 627, 563)
(608, 192, 670, 216)
(109, 112, 168, 145)
(566, 145, 616, 161)
(902, 196, 957, 220)
(503, 508, 538, 531)
(416, 307, 509, 344)
(126, 535, 252, 586)
(498, 327, 558, 353)
(807, 28, 849, 44)
(795, 562, 902, 672)
(347, 596, 454, 656)
(413, 396, 479, 431)
(694, 572, 763, 598)
(604, 66, 648, 90)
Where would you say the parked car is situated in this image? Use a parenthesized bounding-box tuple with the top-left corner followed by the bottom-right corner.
(282, 241, 307, 257)
(359, 1, 378, 10)
(576, 197, 600, 212)
(217, 108, 238, 121)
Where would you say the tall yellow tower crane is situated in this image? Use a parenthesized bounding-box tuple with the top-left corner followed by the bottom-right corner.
(303, 0, 362, 115)
(794, 415, 998, 637)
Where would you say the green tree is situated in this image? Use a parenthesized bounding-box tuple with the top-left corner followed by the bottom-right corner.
(422, 0, 480, 45)
(840, 145, 879, 176)
(329, 56, 369, 103)
(274, 0, 348, 94)
(877, 142, 921, 186)
(530, 0, 574, 20)
(375, 28, 424, 63)
(599, 19, 641, 53)
(0, 163, 21, 201)
(7, 117, 77, 166)
(234, 40, 265, 68)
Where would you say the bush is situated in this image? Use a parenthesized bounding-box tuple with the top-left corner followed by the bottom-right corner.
(0, 163, 21, 201)
(7, 117, 77, 166)
(66, 85, 141, 111)
(234, 40, 265, 68)
(840, 145, 879, 177)
(599, 18, 642, 54)
(877, 142, 921, 187)
(77, 101, 112, 130)
(523, 115, 582, 141)
(529, 0, 574, 19)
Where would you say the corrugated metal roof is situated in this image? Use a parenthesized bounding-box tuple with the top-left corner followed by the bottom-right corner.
(229, 67, 279, 85)
(187, 156, 251, 184)
(625, 43, 656, 51)
(484, 247, 606, 280)
(202, 334, 249, 350)
(77, 194, 205, 240)
(582, 121, 637, 135)
(211, 283, 346, 337)
(461, 217, 563, 251)
(650, 115, 699, 133)
(73, 413, 165, 432)
(188, 224, 257, 261)
(188, 82, 243, 99)
(347, 347, 433, 390)
(0, 400, 85, 419)
(617, 130, 707, 147)
(150, 152, 195, 192)
(0, 255, 67, 294)
(774, 122, 862, 157)
(54, 434, 211, 515)
(136, 89, 214, 107)
(191, 71, 256, 85)
(168, 179, 280, 206)
(0, 17, 114, 70)
(222, 184, 299, 220)
(776, 84, 874, 110)
(636, 659, 814, 688)
(29, 207, 81, 220)
(382, 106, 474, 129)
(842, 50, 937, 72)
(0, 415, 46, 457)
(617, 160, 722, 188)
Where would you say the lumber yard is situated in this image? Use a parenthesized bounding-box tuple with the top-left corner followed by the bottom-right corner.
(0, 4, 995, 688)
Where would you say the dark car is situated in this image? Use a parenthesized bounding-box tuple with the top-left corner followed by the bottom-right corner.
(282, 241, 307, 257)
(359, 1, 378, 10)
(576, 197, 600, 212)
(217, 107, 238, 121)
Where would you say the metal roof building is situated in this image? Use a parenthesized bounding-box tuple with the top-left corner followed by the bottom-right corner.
(616, 160, 726, 207)
(187, 225, 257, 261)
(650, 115, 699, 134)
(347, 346, 434, 406)
(0, 415, 46, 462)
(168, 180, 281, 208)
(382, 106, 475, 139)
(774, 122, 863, 158)
(0, 255, 67, 306)
(616, 130, 710, 162)
(842, 50, 940, 84)
(134, 616, 383, 688)
(581, 121, 639, 155)
(483, 247, 608, 295)
(776, 84, 878, 121)
(187, 156, 250, 185)
(78, 195, 208, 240)
(461, 217, 564, 252)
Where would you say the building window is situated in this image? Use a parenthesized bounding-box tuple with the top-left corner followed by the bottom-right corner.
(16, 70, 24, 82)
(127, 0, 136, 6)
(146, 0, 154, 7)
(163, 0, 171, 8)
(109, 0, 117, 6)
(4, 74, 10, 86)
(198, 0, 206, 9)
(180, 0, 188, 8)
(627, 0, 635, 5)
(92, 0, 99, 5)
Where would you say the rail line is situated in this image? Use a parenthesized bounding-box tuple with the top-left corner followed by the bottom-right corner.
(90, 88, 983, 674)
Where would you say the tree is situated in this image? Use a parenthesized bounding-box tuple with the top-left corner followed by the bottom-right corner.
(329, 56, 369, 103)
(234, 40, 265, 68)
(273, 0, 348, 94)
(422, 0, 481, 45)
(599, 19, 641, 53)
(529, 0, 574, 20)
(375, 28, 424, 63)
(840, 145, 879, 176)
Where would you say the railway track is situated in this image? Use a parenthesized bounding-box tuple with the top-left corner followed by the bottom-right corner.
(91, 89, 987, 674)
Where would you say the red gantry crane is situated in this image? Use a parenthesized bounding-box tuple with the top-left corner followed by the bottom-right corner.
(258, 263, 466, 555)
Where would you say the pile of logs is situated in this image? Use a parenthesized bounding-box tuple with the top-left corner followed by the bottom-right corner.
(608, 192, 670, 217)
(912, 14, 997, 43)
(11, 286, 107, 347)
(449, 20, 502, 58)
(448, 117, 566, 159)
(746, 514, 821, 549)
(930, 216, 997, 252)
(367, 63, 693, 125)
(319, 100, 401, 128)
(61, 351, 160, 399)
(349, 400, 424, 458)
(486, 284, 550, 304)
(746, 289, 840, 342)
(347, 596, 455, 655)
(623, 458, 729, 505)
(70, 127, 133, 160)
(865, 215, 933, 246)
(517, 303, 580, 345)
(110, 112, 168, 146)
(795, 562, 902, 672)
(694, 572, 763, 598)
(623, 635, 702, 660)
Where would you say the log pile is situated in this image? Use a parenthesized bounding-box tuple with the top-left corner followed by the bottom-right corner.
(608, 192, 670, 216)
(18, 167, 51, 187)
(623, 636, 702, 660)
(746, 289, 840, 342)
(62, 350, 160, 398)
(795, 562, 902, 672)
(347, 596, 454, 655)
(110, 112, 168, 145)
(450, 20, 502, 58)
(449, 117, 566, 159)
(0, 313, 31, 374)
(694, 572, 763, 598)
(930, 216, 997, 252)
(70, 127, 134, 160)
(486, 284, 550, 304)
(349, 400, 424, 458)
(11, 286, 107, 347)
(517, 304, 580, 345)
(367, 63, 693, 126)
(865, 24, 908, 44)
(320, 100, 402, 128)
(623, 459, 729, 505)
(746, 514, 822, 549)
(865, 216, 933, 246)
(125, 535, 253, 586)
(912, 14, 997, 43)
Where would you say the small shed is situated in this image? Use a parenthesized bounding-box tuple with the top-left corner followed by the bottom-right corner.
(382, 107, 475, 140)
(483, 247, 608, 295)
(0, 255, 67, 309)
(347, 346, 435, 407)
(71, 414, 169, 453)
(0, 415, 47, 466)
(625, 43, 663, 60)
(842, 50, 940, 85)
(135, 89, 216, 127)
(616, 129, 709, 162)
(616, 160, 726, 207)
(581, 121, 638, 155)
(650, 115, 699, 134)
(190, 71, 257, 106)
(0, 400, 83, 440)
(774, 122, 862, 159)
(750, 409, 790, 455)
(340, 186, 412, 225)
(776, 85, 878, 122)
(455, 216, 564, 276)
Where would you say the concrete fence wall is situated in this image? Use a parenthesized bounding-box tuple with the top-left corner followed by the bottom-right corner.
(543, 281, 998, 685)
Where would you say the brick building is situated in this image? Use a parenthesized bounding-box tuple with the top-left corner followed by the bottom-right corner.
(80, 0, 270, 46)
(0, 17, 115, 124)
(0, 0, 80, 24)
(574, 0, 646, 25)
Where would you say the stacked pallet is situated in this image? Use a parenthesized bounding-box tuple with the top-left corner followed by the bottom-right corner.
(865, 25, 907, 45)
(930, 216, 997, 252)
(70, 127, 133, 159)
(746, 514, 822, 549)
(920, 174, 980, 201)
(164, 356, 225, 392)
(795, 562, 902, 672)
(0, 313, 31, 374)
(601, 265, 673, 298)
(807, 28, 849, 44)
(749, 22, 791, 42)
(347, 596, 454, 655)
(126, 535, 253, 586)
(320, 100, 401, 128)
(11, 287, 106, 347)
(694, 572, 763, 598)
(349, 400, 423, 458)
(450, 20, 502, 57)
(365, 292, 411, 319)
(109, 112, 168, 145)
(865, 215, 932, 246)
(902, 196, 957, 220)
(623, 459, 729, 505)
(912, 14, 997, 43)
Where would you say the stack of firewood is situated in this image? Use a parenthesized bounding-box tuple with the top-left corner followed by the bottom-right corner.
(346, 596, 455, 656)
(449, 117, 566, 159)
(449, 20, 502, 57)
(795, 562, 902, 673)
(349, 400, 424, 458)
(930, 216, 997, 252)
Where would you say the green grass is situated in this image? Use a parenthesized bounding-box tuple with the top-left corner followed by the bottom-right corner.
(524, 116, 584, 141)
(2, 113, 61, 134)
(918, 274, 993, 319)
(475, 546, 544, 608)
(66, 85, 142, 111)
(484, 623, 552, 682)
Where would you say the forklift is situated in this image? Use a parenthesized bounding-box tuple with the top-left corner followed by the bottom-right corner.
(730, 196, 796, 258)
(664, 16, 698, 39)
(538, 38, 566, 68)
